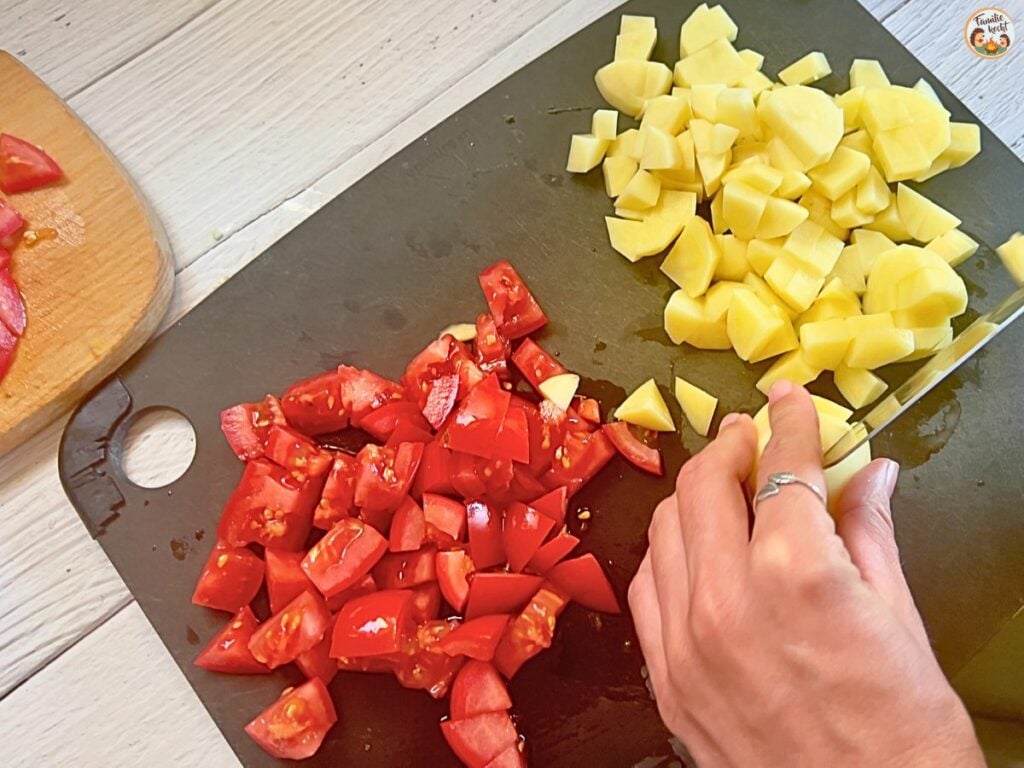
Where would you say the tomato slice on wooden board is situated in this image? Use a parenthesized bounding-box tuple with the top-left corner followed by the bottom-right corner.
(313, 453, 358, 530)
(464, 573, 544, 620)
(542, 429, 616, 497)
(217, 459, 324, 551)
(466, 501, 505, 570)
(493, 586, 569, 679)
(603, 422, 664, 477)
(389, 496, 426, 552)
(194, 606, 270, 675)
(0, 200, 25, 244)
(248, 590, 332, 669)
(449, 660, 513, 721)
(422, 373, 460, 430)
(423, 493, 467, 543)
(0, 247, 9, 271)
(219, 395, 286, 461)
(0, 133, 64, 194)
(360, 400, 432, 443)
(302, 518, 388, 597)
(502, 502, 555, 573)
(330, 589, 416, 658)
(528, 486, 568, 529)
(244, 678, 337, 760)
(281, 370, 349, 435)
(354, 441, 424, 515)
(0, 322, 17, 380)
(492, 400, 530, 464)
(438, 614, 511, 661)
(474, 313, 511, 378)
(510, 338, 567, 392)
(263, 425, 333, 481)
(410, 582, 443, 623)
(340, 365, 407, 426)
(0, 269, 26, 336)
(295, 614, 339, 685)
(436, 550, 475, 613)
(526, 532, 580, 575)
(546, 554, 620, 614)
(441, 711, 520, 768)
(372, 547, 437, 589)
(442, 374, 511, 460)
(478, 260, 548, 340)
(191, 542, 264, 613)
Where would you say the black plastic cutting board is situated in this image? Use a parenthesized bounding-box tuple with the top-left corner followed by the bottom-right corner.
(59, 0, 1024, 765)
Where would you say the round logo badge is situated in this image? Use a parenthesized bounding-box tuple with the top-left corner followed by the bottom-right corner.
(965, 8, 1015, 58)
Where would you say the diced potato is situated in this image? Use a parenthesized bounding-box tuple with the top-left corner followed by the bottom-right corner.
(709, 187, 726, 233)
(743, 272, 799, 319)
(606, 216, 680, 262)
(621, 14, 656, 35)
(640, 95, 691, 134)
(800, 317, 852, 369)
(925, 229, 978, 268)
(765, 254, 825, 312)
(835, 87, 864, 133)
(855, 165, 890, 215)
(747, 236, 785, 276)
(834, 365, 887, 408)
(896, 183, 961, 242)
(596, 60, 673, 117)
(778, 51, 831, 86)
(704, 279, 751, 321)
(851, 228, 897, 273)
(607, 128, 640, 158)
(716, 88, 758, 138)
(753, 307, 799, 361)
(831, 190, 874, 229)
(696, 151, 731, 195)
(912, 78, 943, 106)
(727, 289, 786, 361)
(723, 162, 783, 194)
(738, 48, 764, 71)
(676, 130, 697, 177)
(675, 38, 749, 87)
(690, 119, 740, 155)
(617, 169, 661, 210)
(996, 232, 1024, 285)
(900, 324, 953, 361)
(863, 244, 943, 313)
(662, 215, 720, 296)
(665, 290, 729, 349)
(615, 378, 675, 431)
(831, 245, 867, 295)
(817, 275, 861, 307)
(860, 87, 912, 134)
(674, 376, 718, 436)
(757, 86, 844, 169)
(615, 206, 645, 221)
(782, 219, 844, 277)
(714, 236, 752, 281)
(567, 134, 610, 173)
(849, 58, 890, 88)
(723, 181, 770, 239)
(844, 327, 915, 368)
(798, 188, 849, 241)
(539, 373, 580, 411)
(872, 126, 932, 182)
(603, 156, 639, 197)
(777, 170, 812, 199)
(891, 266, 968, 326)
(766, 135, 804, 173)
(840, 129, 876, 159)
(732, 141, 771, 165)
(616, 17, 657, 62)
(862, 199, 911, 241)
(845, 312, 894, 335)
(939, 122, 981, 168)
(808, 146, 871, 200)
(650, 189, 699, 227)
(641, 126, 686, 170)
(691, 84, 725, 121)
(738, 68, 774, 96)
(798, 296, 860, 326)
(756, 349, 822, 394)
(592, 110, 619, 140)
(756, 197, 809, 239)
(679, 4, 739, 57)
(439, 323, 477, 342)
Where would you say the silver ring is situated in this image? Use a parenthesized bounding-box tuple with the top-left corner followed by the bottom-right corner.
(754, 472, 827, 509)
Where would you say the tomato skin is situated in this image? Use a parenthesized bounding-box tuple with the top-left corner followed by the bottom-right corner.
(248, 590, 332, 670)
(194, 606, 270, 674)
(423, 493, 467, 543)
(389, 496, 426, 552)
(510, 338, 567, 391)
(436, 550, 475, 613)
(441, 711, 520, 768)
(330, 589, 416, 658)
(449, 660, 512, 721)
(0, 200, 25, 245)
(493, 400, 530, 464)
(354, 442, 424, 516)
(360, 400, 432, 443)
(385, 415, 435, 447)
(484, 744, 527, 768)
(466, 501, 505, 570)
(217, 459, 324, 551)
(422, 373, 460, 430)
(542, 428, 616, 497)
(244, 678, 337, 760)
(219, 395, 286, 461)
(521, 399, 565, 475)
(502, 502, 555, 573)
(474, 313, 511, 379)
(372, 547, 437, 589)
(263, 425, 333, 481)
(465, 573, 544, 620)
(438, 614, 511, 661)
(493, 585, 569, 679)
(547, 554, 620, 614)
(409, 582, 443, 623)
(338, 365, 407, 425)
(603, 422, 664, 476)
(191, 542, 265, 613)
(0, 134, 64, 193)
(443, 374, 511, 460)
(390, 619, 464, 698)
(295, 614, 339, 685)
(313, 453, 358, 530)
(302, 518, 388, 597)
(478, 260, 548, 340)
(412, 441, 456, 496)
(0, 269, 26, 337)
(281, 370, 349, 435)
(528, 486, 568, 529)
(265, 549, 316, 614)
(526, 532, 580, 575)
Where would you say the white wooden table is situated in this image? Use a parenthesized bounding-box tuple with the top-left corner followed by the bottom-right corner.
(1, 1, 1021, 765)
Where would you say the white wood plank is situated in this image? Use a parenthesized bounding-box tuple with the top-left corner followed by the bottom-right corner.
(3, 603, 240, 768)
(0, 0, 218, 97)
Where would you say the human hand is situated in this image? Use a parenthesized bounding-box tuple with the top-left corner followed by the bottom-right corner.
(629, 382, 984, 767)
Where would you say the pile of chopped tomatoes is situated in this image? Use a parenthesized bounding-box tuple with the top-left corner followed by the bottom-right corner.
(0, 133, 66, 382)
(194, 260, 653, 765)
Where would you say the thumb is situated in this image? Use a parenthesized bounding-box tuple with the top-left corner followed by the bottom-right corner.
(834, 458, 930, 647)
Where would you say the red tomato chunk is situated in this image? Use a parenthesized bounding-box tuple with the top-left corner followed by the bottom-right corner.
(302, 518, 387, 597)
(248, 590, 331, 670)
(191, 542, 264, 613)
(194, 606, 270, 675)
(244, 679, 337, 760)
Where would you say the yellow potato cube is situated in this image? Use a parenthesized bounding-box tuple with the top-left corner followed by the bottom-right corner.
(818, 275, 861, 307)
(615, 378, 675, 432)
(605, 216, 680, 262)
(697, 151, 730, 195)
(754, 307, 799, 361)
(872, 127, 932, 182)
(767, 135, 805, 173)
(538, 373, 580, 411)
(743, 272, 799, 320)
(738, 48, 764, 71)
(649, 189, 699, 227)
(665, 290, 710, 345)
(850, 228, 897, 272)
(798, 297, 860, 327)
(831, 245, 867, 295)
(620, 14, 656, 35)
(830, 190, 874, 229)
(603, 156, 639, 197)
(841, 129, 876, 159)
(723, 162, 783, 194)
(765, 254, 824, 312)
(592, 110, 619, 140)
(738, 68, 774, 96)
(607, 128, 640, 159)
(845, 312, 894, 336)
(714, 236, 752, 281)
(777, 170, 812, 200)
(849, 59, 890, 88)
(925, 229, 978, 268)
(996, 232, 1024, 285)
(912, 78, 943, 106)
(674, 376, 718, 436)
(716, 88, 758, 138)
(641, 126, 686, 170)
(862, 199, 911, 241)
(900, 324, 953, 362)
(939, 122, 981, 168)
(783, 219, 844, 277)
(675, 130, 697, 177)
(756, 197, 810, 239)
(617, 169, 661, 210)
(800, 318, 853, 369)
(798, 189, 850, 241)
(844, 328, 915, 369)
(746, 236, 785, 276)
(614, 206, 645, 221)
(778, 51, 831, 86)
(809, 146, 871, 200)
(679, 3, 738, 56)
(892, 266, 968, 326)
(756, 349, 822, 394)
(732, 141, 771, 165)
(596, 60, 673, 117)
(640, 95, 691, 134)
(757, 86, 844, 169)
(675, 38, 749, 87)
(662, 215, 720, 296)
(727, 289, 786, 361)
(834, 365, 887, 409)
(835, 87, 865, 133)
(704, 280, 751, 321)
(863, 244, 941, 313)
(896, 183, 960, 242)
(691, 84, 725, 121)
(567, 134, 610, 173)
(723, 181, 770, 239)
(855, 165, 890, 215)
(860, 87, 913, 135)
(690, 119, 740, 155)
(709, 188, 726, 233)
(615, 32, 657, 62)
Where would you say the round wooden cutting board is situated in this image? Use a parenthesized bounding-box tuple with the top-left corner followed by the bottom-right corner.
(0, 51, 172, 455)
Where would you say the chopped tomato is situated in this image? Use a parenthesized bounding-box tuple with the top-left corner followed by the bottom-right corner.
(466, 501, 504, 569)
(474, 313, 511, 378)
(442, 374, 511, 460)
(330, 589, 415, 658)
(403, 335, 482, 408)
(191, 542, 264, 613)
(493, 399, 530, 464)
(603, 422, 664, 476)
(437, 550, 475, 613)
(423, 493, 467, 543)
(244, 678, 337, 760)
(248, 590, 331, 669)
(502, 502, 555, 573)
(529, 486, 568, 528)
(449, 660, 512, 721)
(508, 465, 547, 503)
(521, 399, 565, 475)
(410, 582, 442, 623)
(479, 456, 515, 504)
(576, 397, 601, 424)
(264, 425, 333, 481)
(422, 373, 460, 429)
(438, 614, 510, 661)
(450, 451, 488, 500)
(194, 606, 270, 674)
(547, 554, 620, 614)
(412, 442, 456, 496)
(526, 532, 580, 575)
(372, 547, 436, 589)
(391, 619, 464, 698)
(217, 459, 324, 551)
(281, 370, 349, 434)
(385, 415, 435, 447)
(219, 395, 286, 461)
(360, 400, 432, 442)
(313, 453, 358, 530)
(354, 441, 423, 516)
(295, 614, 339, 685)
(511, 338, 567, 391)
(465, 573, 544, 620)
(0, 200, 25, 245)
(389, 496, 426, 552)
(493, 586, 569, 679)
(0, 269, 26, 337)
(485, 744, 527, 768)
(542, 428, 616, 496)
(302, 518, 388, 597)
(0, 134, 64, 193)
(441, 711, 519, 768)
(339, 365, 406, 426)
(478, 260, 548, 340)
(0, 322, 17, 380)
(0, 247, 8, 271)
(265, 549, 317, 614)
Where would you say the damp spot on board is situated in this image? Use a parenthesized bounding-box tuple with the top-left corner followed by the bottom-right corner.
(876, 392, 962, 469)
(593, 339, 607, 354)
(381, 306, 407, 331)
(186, 626, 200, 646)
(634, 326, 674, 347)
(170, 538, 190, 561)
(406, 232, 453, 261)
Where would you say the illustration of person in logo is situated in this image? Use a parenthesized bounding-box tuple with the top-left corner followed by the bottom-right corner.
(997, 32, 1011, 54)
(970, 27, 990, 54)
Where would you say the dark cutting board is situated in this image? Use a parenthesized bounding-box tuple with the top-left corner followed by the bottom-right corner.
(59, 0, 1024, 765)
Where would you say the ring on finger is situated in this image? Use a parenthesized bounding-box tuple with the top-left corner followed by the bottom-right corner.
(754, 471, 827, 509)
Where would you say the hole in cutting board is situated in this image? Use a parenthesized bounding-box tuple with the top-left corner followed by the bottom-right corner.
(121, 407, 196, 489)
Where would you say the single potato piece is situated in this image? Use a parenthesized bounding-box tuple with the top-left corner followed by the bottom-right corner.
(704, 280, 752, 321)
(738, 48, 764, 70)
(606, 216, 679, 261)
(756, 349, 822, 394)
(757, 85, 844, 169)
(896, 183, 960, 242)
(641, 126, 686, 170)
(596, 60, 673, 117)
(696, 151, 731, 195)
(567, 134, 610, 173)
(615, 15, 657, 61)
(863, 199, 912, 241)
(539, 373, 580, 411)
(799, 188, 850, 241)
(996, 232, 1024, 285)
(851, 228, 898, 273)
(756, 197, 809, 239)
(679, 3, 738, 56)
(727, 289, 785, 361)
(855, 165, 890, 215)
(675, 38, 750, 87)
(831, 245, 867, 295)
(722, 162, 784, 194)
(744, 272, 799, 320)
(835, 87, 865, 133)
(849, 58, 890, 88)
(603, 156, 639, 197)
(845, 312, 894, 335)
(900, 324, 953, 362)
(800, 317, 853, 370)
(844, 327, 915, 368)
(746, 236, 785, 276)
(925, 229, 978, 268)
(716, 88, 758, 138)
(592, 109, 619, 140)
(891, 266, 968, 327)
(939, 122, 981, 168)
(617, 168, 662, 210)
(778, 51, 831, 86)
(641, 95, 692, 134)
(662, 215, 720, 296)
(808, 146, 871, 201)
(723, 181, 770, 239)
(615, 378, 675, 431)
(714, 235, 752, 281)
(674, 376, 718, 437)
(777, 170, 812, 200)
(831, 189, 875, 229)
(834, 365, 888, 409)
(691, 84, 725, 121)
(753, 306, 799, 361)
(664, 290, 732, 349)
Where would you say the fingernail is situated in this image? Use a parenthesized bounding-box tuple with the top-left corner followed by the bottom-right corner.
(719, 413, 741, 431)
(883, 459, 900, 496)
(768, 380, 795, 403)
